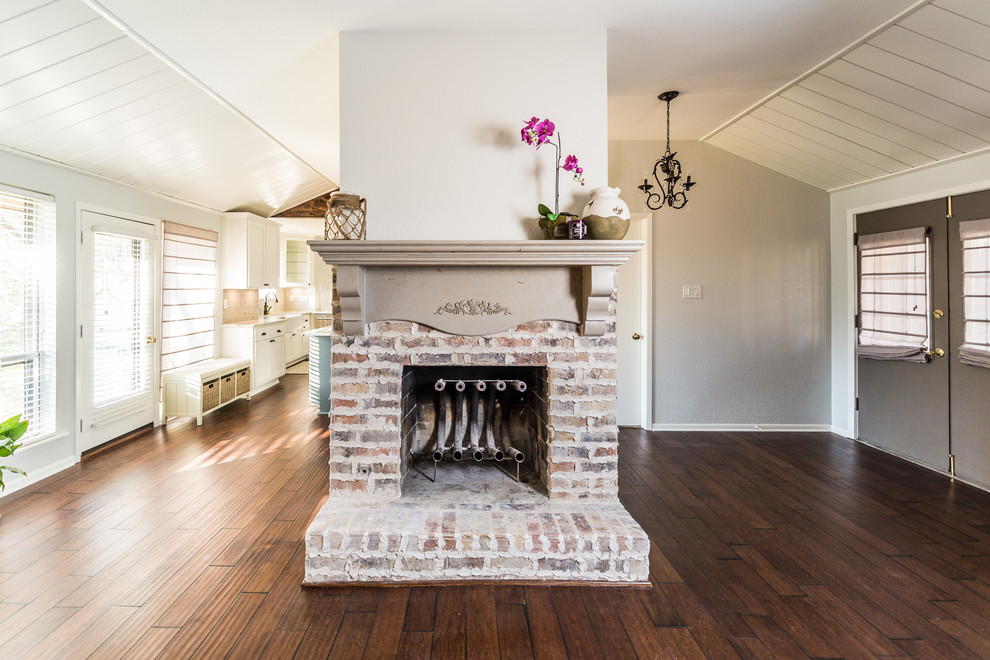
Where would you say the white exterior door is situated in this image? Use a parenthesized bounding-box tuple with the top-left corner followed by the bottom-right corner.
(78, 210, 160, 453)
(617, 213, 651, 428)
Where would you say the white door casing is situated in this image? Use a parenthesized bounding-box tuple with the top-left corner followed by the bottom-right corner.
(76, 208, 161, 454)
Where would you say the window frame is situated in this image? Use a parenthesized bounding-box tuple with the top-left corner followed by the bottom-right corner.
(0, 183, 56, 445)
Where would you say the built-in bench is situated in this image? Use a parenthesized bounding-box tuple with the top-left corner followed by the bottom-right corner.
(163, 358, 251, 424)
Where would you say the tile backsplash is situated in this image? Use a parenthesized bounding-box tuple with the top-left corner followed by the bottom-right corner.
(222, 289, 263, 323)
(222, 287, 318, 323)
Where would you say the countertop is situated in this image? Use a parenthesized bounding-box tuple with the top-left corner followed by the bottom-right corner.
(223, 311, 334, 327)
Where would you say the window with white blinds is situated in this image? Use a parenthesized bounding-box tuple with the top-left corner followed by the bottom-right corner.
(959, 217, 990, 368)
(0, 184, 56, 443)
(161, 222, 218, 373)
(857, 227, 930, 363)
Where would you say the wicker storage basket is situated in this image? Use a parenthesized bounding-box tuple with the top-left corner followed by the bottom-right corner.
(202, 378, 220, 411)
(235, 368, 251, 396)
(220, 374, 235, 404)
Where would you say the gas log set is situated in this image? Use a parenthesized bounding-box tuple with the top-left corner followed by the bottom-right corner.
(401, 366, 549, 488)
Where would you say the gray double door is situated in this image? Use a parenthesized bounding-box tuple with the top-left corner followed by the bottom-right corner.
(857, 189, 990, 489)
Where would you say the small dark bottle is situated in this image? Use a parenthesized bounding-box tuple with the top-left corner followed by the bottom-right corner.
(567, 217, 587, 240)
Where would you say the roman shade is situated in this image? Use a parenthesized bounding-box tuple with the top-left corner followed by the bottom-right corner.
(857, 227, 930, 363)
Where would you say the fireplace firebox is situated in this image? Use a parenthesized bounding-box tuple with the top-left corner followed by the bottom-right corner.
(401, 365, 549, 495)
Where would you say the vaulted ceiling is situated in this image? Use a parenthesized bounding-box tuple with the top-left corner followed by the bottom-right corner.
(2, 0, 985, 214)
(704, 0, 990, 191)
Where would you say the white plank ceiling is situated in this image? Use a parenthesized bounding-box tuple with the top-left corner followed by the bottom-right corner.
(0, 0, 334, 215)
(704, 0, 990, 191)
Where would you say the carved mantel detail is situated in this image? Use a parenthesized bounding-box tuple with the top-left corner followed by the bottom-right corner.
(435, 299, 511, 316)
(308, 240, 644, 337)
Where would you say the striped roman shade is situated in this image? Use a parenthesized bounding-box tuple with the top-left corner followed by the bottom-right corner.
(161, 222, 218, 373)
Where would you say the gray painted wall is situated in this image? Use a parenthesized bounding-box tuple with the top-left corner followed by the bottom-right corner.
(610, 140, 831, 427)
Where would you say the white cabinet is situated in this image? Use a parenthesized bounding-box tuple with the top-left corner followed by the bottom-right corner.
(282, 238, 312, 286)
(256, 333, 286, 386)
(263, 222, 279, 287)
(285, 314, 309, 365)
(221, 320, 286, 392)
(222, 212, 281, 289)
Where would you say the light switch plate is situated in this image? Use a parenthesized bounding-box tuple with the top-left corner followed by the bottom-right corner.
(682, 285, 702, 299)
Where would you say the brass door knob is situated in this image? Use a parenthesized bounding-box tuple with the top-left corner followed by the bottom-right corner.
(933, 309, 944, 319)
(632, 333, 642, 340)
(146, 336, 158, 344)
(925, 347, 945, 358)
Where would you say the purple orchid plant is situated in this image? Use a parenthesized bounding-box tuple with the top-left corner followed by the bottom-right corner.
(521, 117, 585, 227)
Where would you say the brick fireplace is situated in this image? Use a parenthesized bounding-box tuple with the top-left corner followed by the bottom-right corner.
(303, 241, 649, 584)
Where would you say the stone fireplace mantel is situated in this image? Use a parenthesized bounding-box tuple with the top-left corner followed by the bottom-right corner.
(308, 240, 644, 336)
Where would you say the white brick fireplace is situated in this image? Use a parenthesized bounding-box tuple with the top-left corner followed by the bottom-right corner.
(303, 241, 649, 584)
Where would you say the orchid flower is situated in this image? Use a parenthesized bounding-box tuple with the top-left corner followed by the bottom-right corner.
(521, 116, 586, 217)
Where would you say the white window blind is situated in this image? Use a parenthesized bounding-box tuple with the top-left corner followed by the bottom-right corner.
(89, 228, 155, 427)
(161, 221, 218, 373)
(0, 184, 56, 443)
(959, 217, 990, 368)
(858, 227, 930, 363)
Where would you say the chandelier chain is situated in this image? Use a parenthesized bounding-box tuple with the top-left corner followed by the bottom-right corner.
(665, 98, 671, 156)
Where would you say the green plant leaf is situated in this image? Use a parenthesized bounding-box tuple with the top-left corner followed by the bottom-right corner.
(0, 415, 20, 436)
(6, 420, 28, 441)
(537, 204, 553, 217)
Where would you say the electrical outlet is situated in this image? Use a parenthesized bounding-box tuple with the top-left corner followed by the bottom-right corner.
(682, 285, 702, 299)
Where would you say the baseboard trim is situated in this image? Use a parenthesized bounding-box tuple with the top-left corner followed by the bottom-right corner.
(650, 423, 833, 432)
(0, 456, 78, 498)
(856, 438, 989, 494)
(830, 425, 855, 438)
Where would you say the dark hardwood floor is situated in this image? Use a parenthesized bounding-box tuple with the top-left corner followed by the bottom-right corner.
(2, 374, 990, 658)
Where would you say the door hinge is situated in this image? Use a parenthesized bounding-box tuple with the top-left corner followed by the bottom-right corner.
(79, 419, 83, 432)
(853, 232, 858, 245)
(80, 230, 84, 244)
(854, 313, 860, 329)
(949, 453, 956, 476)
(946, 196, 953, 219)
(80, 325, 83, 338)
(855, 397, 859, 411)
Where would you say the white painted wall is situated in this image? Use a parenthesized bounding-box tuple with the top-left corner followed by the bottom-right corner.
(610, 140, 832, 429)
(829, 150, 990, 438)
(0, 149, 222, 496)
(339, 30, 607, 240)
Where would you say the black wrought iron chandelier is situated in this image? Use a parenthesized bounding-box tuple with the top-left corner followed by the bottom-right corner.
(639, 91, 696, 210)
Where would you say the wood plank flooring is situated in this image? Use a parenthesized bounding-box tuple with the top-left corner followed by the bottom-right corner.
(2, 374, 990, 658)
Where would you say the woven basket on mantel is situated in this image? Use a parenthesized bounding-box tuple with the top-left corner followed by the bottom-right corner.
(325, 191, 367, 240)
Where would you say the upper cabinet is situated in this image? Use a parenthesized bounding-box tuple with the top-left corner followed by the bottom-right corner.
(222, 212, 280, 289)
(282, 237, 312, 286)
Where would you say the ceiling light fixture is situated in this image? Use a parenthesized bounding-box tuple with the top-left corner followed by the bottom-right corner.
(639, 91, 696, 210)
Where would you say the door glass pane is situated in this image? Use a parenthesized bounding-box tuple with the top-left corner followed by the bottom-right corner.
(90, 231, 154, 426)
(959, 220, 990, 367)
(858, 227, 930, 362)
